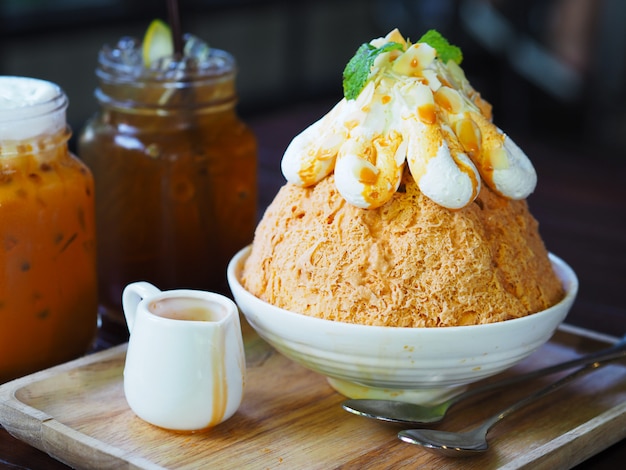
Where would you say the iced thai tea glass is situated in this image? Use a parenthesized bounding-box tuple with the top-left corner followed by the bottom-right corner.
(78, 37, 257, 324)
(0, 77, 98, 381)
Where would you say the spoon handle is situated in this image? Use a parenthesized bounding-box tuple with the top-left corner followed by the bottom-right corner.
(479, 350, 623, 435)
(449, 333, 626, 408)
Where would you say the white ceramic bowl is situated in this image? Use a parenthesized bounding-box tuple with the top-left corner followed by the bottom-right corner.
(227, 246, 578, 404)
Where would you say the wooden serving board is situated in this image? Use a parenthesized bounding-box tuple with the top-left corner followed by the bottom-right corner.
(0, 322, 625, 469)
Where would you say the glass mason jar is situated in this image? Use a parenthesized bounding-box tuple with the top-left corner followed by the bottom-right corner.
(0, 76, 97, 382)
(78, 39, 257, 324)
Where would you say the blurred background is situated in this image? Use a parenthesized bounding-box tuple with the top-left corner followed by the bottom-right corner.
(2, 0, 625, 155)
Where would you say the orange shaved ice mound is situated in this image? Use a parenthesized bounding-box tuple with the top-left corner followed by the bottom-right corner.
(241, 173, 563, 327)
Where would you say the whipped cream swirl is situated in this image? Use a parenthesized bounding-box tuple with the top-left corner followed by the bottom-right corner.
(281, 29, 536, 209)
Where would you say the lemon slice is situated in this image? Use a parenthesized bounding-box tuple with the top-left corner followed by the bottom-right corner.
(142, 19, 174, 66)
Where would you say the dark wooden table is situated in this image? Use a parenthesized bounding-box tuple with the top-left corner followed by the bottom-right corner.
(1, 99, 625, 469)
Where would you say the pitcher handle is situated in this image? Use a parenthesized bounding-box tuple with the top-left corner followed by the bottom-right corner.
(122, 282, 161, 333)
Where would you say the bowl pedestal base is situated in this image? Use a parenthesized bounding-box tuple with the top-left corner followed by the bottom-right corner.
(326, 377, 466, 405)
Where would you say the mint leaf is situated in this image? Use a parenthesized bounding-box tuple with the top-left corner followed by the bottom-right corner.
(343, 42, 404, 100)
(418, 29, 463, 64)
(343, 44, 373, 100)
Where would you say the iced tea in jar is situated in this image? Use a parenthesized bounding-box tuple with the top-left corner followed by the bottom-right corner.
(0, 76, 97, 382)
(78, 35, 257, 323)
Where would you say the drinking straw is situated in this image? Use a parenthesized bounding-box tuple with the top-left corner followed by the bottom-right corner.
(167, 0, 184, 57)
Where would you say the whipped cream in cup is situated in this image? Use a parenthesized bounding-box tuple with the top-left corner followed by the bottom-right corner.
(0, 76, 67, 143)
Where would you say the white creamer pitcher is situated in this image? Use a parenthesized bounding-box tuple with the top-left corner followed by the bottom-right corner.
(122, 281, 245, 431)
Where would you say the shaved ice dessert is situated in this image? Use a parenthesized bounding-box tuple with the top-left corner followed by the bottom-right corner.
(241, 29, 563, 327)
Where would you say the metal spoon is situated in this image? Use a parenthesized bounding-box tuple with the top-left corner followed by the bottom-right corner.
(343, 333, 626, 425)
(398, 355, 619, 457)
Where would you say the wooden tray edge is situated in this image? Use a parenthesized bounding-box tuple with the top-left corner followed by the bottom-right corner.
(556, 323, 619, 344)
(0, 344, 129, 468)
(507, 402, 626, 470)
